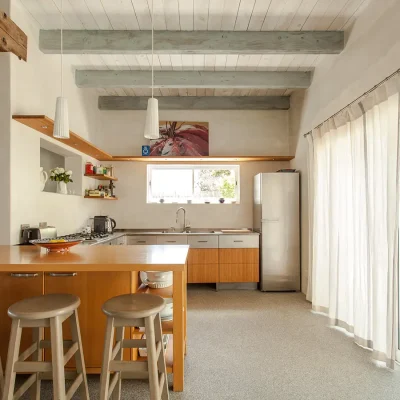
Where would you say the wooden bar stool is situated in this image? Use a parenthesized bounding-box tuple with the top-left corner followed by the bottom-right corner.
(2, 293, 90, 400)
(100, 293, 169, 400)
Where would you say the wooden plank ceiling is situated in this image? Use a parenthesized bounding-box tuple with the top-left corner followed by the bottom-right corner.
(20, 0, 371, 97)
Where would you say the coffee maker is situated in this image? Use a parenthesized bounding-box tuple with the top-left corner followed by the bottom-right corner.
(93, 216, 116, 234)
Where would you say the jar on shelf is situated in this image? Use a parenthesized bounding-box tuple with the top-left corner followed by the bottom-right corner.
(85, 162, 94, 175)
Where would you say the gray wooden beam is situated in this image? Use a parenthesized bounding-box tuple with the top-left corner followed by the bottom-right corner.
(40, 30, 344, 54)
(98, 96, 290, 111)
(77, 70, 311, 89)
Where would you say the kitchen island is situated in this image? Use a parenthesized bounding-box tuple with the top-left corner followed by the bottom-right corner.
(0, 245, 189, 392)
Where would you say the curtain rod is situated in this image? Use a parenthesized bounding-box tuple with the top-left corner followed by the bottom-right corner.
(303, 66, 400, 138)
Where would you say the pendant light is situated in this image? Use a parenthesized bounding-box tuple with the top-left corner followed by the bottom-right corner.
(144, 0, 159, 140)
(53, 0, 69, 139)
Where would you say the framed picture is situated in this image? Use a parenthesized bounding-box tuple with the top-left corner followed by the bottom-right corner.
(150, 121, 209, 156)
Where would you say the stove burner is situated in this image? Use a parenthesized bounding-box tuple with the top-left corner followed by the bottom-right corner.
(58, 232, 111, 242)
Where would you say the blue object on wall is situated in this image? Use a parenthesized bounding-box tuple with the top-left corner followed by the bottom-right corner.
(142, 145, 150, 156)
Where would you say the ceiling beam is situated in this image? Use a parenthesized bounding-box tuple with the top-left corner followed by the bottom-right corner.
(39, 30, 344, 55)
(98, 96, 290, 111)
(0, 9, 27, 61)
(77, 70, 311, 89)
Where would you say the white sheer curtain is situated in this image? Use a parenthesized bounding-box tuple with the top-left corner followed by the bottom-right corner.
(309, 76, 400, 368)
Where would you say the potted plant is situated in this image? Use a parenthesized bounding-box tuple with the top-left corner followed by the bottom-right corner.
(50, 167, 73, 195)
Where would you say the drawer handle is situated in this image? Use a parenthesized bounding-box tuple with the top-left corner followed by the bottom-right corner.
(49, 272, 77, 277)
(197, 241, 208, 243)
(233, 240, 244, 243)
(10, 273, 38, 278)
(137, 241, 146, 244)
(166, 241, 177, 243)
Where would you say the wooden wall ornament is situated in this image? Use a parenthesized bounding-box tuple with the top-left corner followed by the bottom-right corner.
(0, 9, 27, 61)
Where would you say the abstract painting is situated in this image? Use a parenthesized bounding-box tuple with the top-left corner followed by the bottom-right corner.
(150, 121, 209, 156)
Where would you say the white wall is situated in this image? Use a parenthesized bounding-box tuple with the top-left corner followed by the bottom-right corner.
(95, 110, 290, 156)
(0, 0, 11, 245)
(7, 0, 101, 244)
(94, 109, 290, 229)
(290, 0, 400, 294)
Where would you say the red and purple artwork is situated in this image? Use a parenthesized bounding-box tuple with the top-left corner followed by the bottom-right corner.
(150, 121, 209, 156)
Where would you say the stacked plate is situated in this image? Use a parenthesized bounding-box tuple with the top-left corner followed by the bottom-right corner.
(139, 271, 173, 288)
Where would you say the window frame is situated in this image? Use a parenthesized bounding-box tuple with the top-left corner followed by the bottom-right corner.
(147, 164, 240, 204)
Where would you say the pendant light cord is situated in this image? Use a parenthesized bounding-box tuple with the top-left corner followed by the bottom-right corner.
(61, 0, 63, 98)
(151, 0, 154, 99)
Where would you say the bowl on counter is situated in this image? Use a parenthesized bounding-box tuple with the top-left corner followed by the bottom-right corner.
(140, 270, 173, 288)
(30, 238, 82, 253)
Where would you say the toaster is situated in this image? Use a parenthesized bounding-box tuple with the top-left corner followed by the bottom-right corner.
(20, 226, 57, 244)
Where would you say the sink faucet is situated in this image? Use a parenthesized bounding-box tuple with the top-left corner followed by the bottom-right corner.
(176, 207, 188, 232)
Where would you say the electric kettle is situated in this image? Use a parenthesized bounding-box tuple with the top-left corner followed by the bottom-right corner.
(94, 216, 117, 233)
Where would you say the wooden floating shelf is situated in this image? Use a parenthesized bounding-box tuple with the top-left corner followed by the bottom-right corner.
(84, 174, 118, 181)
(12, 115, 113, 161)
(137, 284, 173, 298)
(112, 155, 294, 162)
(12, 115, 294, 162)
(84, 196, 118, 200)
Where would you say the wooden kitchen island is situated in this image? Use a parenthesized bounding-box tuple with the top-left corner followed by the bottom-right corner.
(0, 245, 189, 392)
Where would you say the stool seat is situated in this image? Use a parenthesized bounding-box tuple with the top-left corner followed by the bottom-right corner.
(8, 293, 80, 320)
(102, 293, 166, 319)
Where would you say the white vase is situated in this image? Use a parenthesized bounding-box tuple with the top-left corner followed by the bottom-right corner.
(56, 181, 68, 195)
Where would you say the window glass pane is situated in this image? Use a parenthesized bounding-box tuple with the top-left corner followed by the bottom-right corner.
(148, 165, 239, 204)
(193, 169, 237, 200)
(150, 169, 193, 200)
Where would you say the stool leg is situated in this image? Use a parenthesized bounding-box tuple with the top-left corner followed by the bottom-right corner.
(30, 327, 43, 400)
(3, 319, 22, 400)
(154, 313, 169, 400)
(50, 316, 66, 400)
(70, 310, 90, 400)
(145, 315, 160, 400)
(100, 317, 114, 400)
(112, 327, 124, 400)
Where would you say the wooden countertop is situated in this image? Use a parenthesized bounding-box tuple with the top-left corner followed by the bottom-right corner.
(0, 245, 189, 272)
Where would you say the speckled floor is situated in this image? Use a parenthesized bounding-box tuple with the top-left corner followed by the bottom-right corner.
(17, 286, 400, 399)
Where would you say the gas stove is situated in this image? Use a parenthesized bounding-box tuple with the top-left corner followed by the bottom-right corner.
(58, 232, 111, 243)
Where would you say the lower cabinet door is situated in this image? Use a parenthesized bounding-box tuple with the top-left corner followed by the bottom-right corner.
(219, 264, 260, 283)
(44, 271, 132, 369)
(188, 264, 219, 283)
(0, 272, 44, 364)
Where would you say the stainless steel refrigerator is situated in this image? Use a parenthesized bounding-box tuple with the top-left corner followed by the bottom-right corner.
(253, 172, 300, 291)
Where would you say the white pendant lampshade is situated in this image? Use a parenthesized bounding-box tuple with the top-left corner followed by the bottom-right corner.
(53, 97, 69, 139)
(53, 0, 70, 139)
(144, 97, 159, 139)
(144, 0, 159, 140)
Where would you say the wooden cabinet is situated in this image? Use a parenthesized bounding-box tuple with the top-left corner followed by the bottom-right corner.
(0, 272, 44, 364)
(187, 249, 219, 283)
(44, 271, 132, 370)
(219, 249, 260, 283)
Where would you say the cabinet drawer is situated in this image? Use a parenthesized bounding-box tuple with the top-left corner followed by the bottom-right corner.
(188, 249, 218, 264)
(219, 264, 259, 283)
(188, 264, 219, 283)
(187, 235, 218, 248)
(219, 235, 259, 248)
(156, 235, 188, 245)
(127, 236, 157, 245)
(219, 249, 259, 264)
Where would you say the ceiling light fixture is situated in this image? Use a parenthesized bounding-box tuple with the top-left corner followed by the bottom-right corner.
(53, 0, 69, 139)
(143, 0, 159, 140)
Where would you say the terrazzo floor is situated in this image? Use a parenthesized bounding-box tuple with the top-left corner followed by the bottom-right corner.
(17, 286, 400, 399)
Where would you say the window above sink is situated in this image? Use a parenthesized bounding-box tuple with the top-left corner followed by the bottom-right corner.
(147, 164, 240, 204)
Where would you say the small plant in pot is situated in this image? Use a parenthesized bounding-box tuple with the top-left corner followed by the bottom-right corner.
(50, 167, 73, 195)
